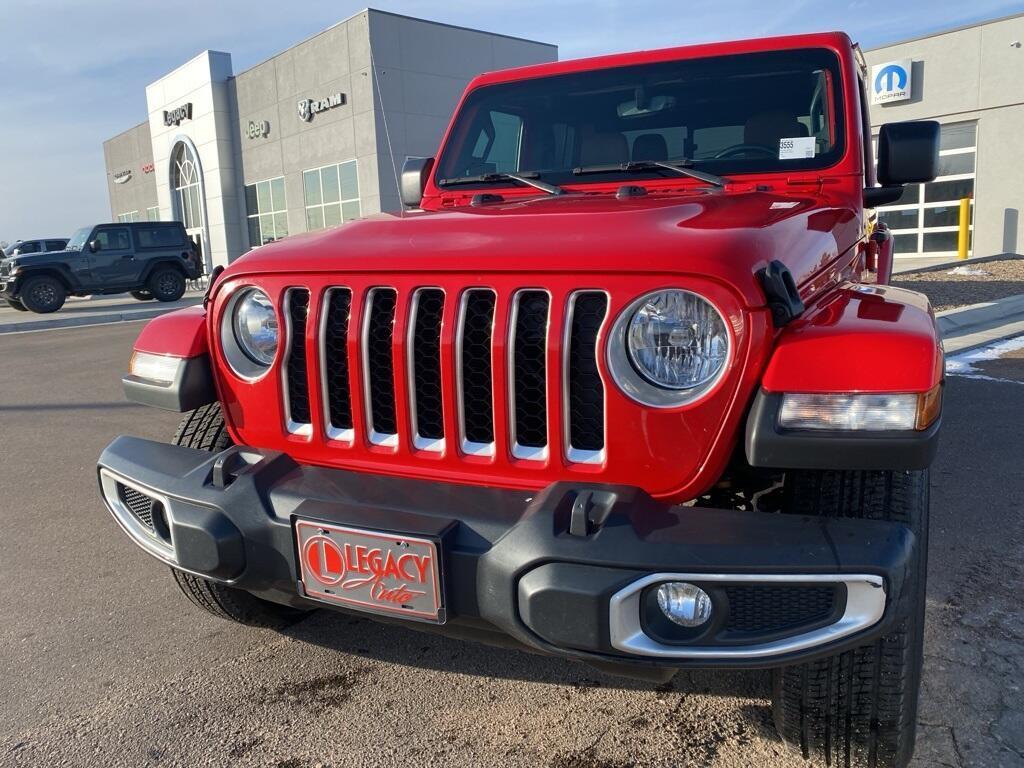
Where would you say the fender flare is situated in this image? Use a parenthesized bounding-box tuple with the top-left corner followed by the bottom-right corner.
(124, 306, 216, 412)
(746, 284, 943, 470)
(15, 264, 80, 293)
(139, 257, 190, 284)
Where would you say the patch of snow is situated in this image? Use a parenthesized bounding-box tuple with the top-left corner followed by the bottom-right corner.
(946, 335, 1024, 385)
(946, 266, 990, 277)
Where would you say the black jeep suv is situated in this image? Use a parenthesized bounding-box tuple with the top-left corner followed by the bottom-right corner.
(0, 221, 200, 313)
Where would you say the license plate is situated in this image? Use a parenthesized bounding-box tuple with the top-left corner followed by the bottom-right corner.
(295, 519, 443, 622)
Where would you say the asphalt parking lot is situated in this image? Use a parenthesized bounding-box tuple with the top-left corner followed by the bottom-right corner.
(2, 322, 1023, 768)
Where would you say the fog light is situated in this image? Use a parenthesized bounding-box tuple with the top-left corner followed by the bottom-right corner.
(656, 582, 713, 628)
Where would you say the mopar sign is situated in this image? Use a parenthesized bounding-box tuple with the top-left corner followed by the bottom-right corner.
(871, 59, 913, 104)
(163, 103, 193, 126)
(297, 92, 346, 122)
(112, 169, 132, 185)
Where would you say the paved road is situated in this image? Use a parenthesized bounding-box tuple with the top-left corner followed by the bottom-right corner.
(0, 292, 203, 334)
(1, 323, 1022, 768)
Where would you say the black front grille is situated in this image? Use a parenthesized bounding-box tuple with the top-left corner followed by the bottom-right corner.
(367, 289, 398, 435)
(568, 293, 608, 452)
(724, 585, 838, 634)
(286, 289, 311, 424)
(412, 289, 445, 441)
(118, 483, 154, 530)
(513, 291, 549, 449)
(461, 291, 496, 445)
(323, 289, 353, 431)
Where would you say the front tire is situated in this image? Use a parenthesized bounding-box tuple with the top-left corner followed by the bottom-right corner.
(19, 275, 66, 313)
(772, 469, 929, 768)
(5, 298, 28, 311)
(169, 403, 310, 628)
(148, 266, 186, 302)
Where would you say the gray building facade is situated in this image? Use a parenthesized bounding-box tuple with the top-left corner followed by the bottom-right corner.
(864, 13, 1024, 259)
(102, 9, 556, 270)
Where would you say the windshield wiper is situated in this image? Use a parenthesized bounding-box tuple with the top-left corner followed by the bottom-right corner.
(438, 171, 563, 196)
(572, 160, 726, 188)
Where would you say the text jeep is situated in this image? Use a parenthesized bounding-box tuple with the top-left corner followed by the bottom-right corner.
(98, 32, 942, 767)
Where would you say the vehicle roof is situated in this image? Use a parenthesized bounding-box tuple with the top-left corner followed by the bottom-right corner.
(468, 31, 854, 88)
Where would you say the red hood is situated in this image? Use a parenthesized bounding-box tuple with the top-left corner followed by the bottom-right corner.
(224, 188, 862, 307)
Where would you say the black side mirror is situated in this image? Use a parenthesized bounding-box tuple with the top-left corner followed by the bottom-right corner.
(865, 120, 940, 207)
(877, 121, 940, 185)
(400, 157, 434, 208)
(88, 239, 100, 253)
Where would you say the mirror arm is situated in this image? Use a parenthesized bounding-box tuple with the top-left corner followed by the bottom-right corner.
(864, 185, 905, 208)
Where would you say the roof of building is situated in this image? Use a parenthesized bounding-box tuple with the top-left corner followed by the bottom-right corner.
(865, 10, 1024, 52)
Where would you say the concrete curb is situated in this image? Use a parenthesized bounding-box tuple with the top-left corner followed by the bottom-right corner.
(938, 293, 1024, 354)
(0, 300, 203, 335)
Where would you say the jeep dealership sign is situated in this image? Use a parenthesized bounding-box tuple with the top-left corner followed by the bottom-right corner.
(163, 103, 193, 127)
(245, 120, 270, 139)
(297, 92, 346, 122)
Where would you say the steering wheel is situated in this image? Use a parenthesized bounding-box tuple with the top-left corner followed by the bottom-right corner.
(713, 144, 777, 159)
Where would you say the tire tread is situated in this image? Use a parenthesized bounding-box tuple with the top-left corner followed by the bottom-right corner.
(773, 469, 928, 768)
(168, 403, 307, 629)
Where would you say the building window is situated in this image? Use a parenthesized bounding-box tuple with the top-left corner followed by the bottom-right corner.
(302, 160, 360, 231)
(172, 144, 202, 231)
(875, 121, 977, 257)
(245, 177, 288, 247)
(146, 206, 160, 221)
(117, 211, 140, 223)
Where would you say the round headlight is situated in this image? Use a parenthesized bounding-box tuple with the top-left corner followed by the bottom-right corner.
(608, 289, 730, 407)
(232, 288, 278, 366)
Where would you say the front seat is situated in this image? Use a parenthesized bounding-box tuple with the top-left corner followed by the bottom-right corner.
(632, 134, 668, 162)
(743, 109, 808, 150)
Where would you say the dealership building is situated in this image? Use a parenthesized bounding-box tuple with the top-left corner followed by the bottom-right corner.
(864, 12, 1024, 259)
(104, 10, 1024, 267)
(102, 9, 556, 271)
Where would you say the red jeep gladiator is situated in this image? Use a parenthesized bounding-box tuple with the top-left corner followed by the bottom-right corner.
(99, 32, 942, 767)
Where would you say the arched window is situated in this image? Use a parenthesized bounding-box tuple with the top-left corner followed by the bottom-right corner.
(171, 142, 202, 231)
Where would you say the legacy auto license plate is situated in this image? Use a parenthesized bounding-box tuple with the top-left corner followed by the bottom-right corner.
(295, 519, 443, 622)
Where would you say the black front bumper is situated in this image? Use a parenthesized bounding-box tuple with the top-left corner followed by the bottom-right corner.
(97, 436, 916, 677)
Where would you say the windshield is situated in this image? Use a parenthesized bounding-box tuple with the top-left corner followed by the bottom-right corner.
(2, 243, 19, 257)
(66, 227, 92, 251)
(437, 48, 845, 187)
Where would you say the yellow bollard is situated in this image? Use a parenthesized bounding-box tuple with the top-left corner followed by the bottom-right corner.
(957, 197, 971, 260)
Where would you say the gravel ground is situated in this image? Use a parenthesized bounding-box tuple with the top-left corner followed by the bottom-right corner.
(892, 255, 1024, 311)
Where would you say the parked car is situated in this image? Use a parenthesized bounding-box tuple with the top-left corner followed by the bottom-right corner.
(0, 221, 198, 313)
(98, 32, 941, 768)
(2, 238, 69, 257)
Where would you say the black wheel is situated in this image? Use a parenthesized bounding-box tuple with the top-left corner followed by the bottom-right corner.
(772, 469, 929, 768)
(169, 403, 311, 628)
(5, 298, 28, 311)
(19, 275, 66, 313)
(130, 290, 154, 301)
(147, 266, 186, 302)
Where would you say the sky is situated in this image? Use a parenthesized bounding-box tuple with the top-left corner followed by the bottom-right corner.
(1, 0, 1022, 243)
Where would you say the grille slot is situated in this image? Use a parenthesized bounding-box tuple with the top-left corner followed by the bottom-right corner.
(724, 585, 838, 635)
(410, 289, 445, 448)
(118, 483, 154, 530)
(566, 292, 608, 459)
(364, 288, 398, 443)
(322, 288, 354, 438)
(511, 291, 549, 457)
(459, 290, 496, 452)
(285, 289, 312, 430)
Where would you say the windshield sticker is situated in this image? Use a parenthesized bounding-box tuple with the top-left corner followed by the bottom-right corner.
(779, 137, 816, 160)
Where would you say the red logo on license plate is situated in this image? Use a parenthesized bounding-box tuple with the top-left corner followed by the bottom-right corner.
(295, 521, 442, 621)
